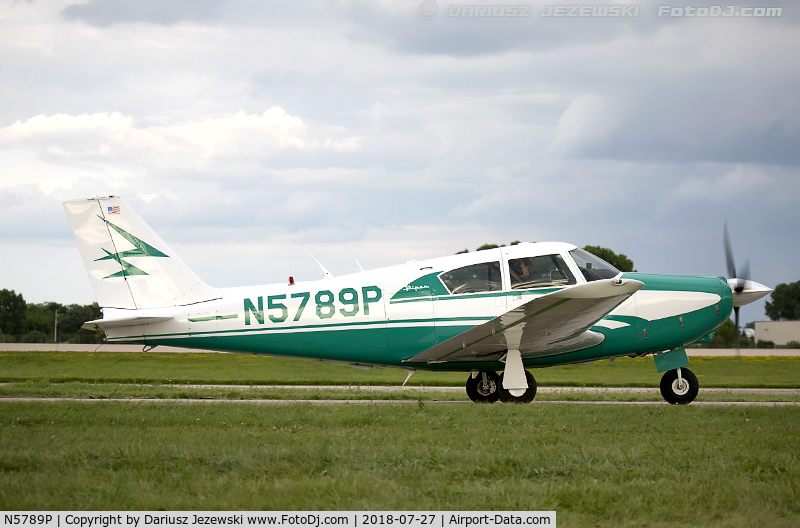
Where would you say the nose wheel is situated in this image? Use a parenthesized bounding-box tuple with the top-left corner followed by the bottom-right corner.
(466, 371, 501, 403)
(660, 367, 699, 404)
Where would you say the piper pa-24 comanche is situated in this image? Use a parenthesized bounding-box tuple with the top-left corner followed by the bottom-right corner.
(64, 195, 772, 404)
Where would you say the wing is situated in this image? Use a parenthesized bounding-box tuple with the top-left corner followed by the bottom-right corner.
(404, 277, 643, 364)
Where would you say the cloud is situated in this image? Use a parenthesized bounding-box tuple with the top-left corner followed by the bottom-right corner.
(0, 109, 360, 174)
(61, 0, 226, 27)
(549, 95, 622, 157)
(546, 19, 800, 165)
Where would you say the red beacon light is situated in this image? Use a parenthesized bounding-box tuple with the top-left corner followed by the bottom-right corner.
(288, 276, 295, 286)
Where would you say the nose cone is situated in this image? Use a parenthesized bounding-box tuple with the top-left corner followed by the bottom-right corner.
(727, 278, 773, 307)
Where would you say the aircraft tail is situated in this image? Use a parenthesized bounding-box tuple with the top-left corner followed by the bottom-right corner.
(63, 195, 221, 310)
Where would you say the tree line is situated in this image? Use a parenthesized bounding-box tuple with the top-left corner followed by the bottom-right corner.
(0, 289, 104, 344)
(2, 243, 797, 347)
(457, 242, 635, 272)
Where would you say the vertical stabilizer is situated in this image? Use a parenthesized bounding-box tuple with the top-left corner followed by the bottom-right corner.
(63, 195, 221, 309)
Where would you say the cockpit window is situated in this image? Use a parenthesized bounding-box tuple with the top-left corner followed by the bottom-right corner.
(569, 248, 620, 282)
(508, 254, 576, 290)
(440, 262, 502, 294)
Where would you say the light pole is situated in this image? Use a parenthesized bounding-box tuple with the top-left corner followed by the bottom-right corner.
(54, 309, 58, 344)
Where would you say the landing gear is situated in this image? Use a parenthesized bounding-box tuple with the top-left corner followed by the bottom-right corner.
(660, 367, 699, 405)
(465, 370, 538, 403)
(466, 371, 501, 403)
(499, 370, 537, 403)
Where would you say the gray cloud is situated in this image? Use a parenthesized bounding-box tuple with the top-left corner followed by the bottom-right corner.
(61, 0, 226, 27)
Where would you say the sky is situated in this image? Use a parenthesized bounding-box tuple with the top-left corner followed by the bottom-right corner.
(1, 0, 798, 326)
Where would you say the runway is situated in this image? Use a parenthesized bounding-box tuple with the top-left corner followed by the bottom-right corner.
(2, 393, 798, 406)
(162, 384, 800, 396)
(2, 384, 797, 406)
(1, 398, 796, 406)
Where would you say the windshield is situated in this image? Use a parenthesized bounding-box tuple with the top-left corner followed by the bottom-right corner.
(569, 248, 620, 282)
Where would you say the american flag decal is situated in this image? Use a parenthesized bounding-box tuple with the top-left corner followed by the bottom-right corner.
(107, 206, 120, 214)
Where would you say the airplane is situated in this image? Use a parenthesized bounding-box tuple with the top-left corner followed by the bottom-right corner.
(63, 195, 773, 404)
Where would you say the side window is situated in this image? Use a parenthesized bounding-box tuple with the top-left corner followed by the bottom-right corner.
(440, 262, 502, 294)
(508, 254, 576, 289)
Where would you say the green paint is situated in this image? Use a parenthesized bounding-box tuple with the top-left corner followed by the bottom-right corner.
(390, 288, 564, 304)
(622, 272, 727, 293)
(243, 297, 264, 325)
(187, 314, 238, 323)
(291, 292, 310, 321)
(693, 329, 716, 344)
(390, 272, 448, 301)
(94, 216, 168, 279)
(339, 288, 359, 317)
(316, 290, 335, 319)
(653, 348, 689, 373)
(97, 248, 150, 278)
(268, 295, 288, 323)
(362, 286, 382, 315)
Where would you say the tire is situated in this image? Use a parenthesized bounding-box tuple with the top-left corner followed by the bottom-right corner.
(660, 368, 699, 404)
(498, 370, 537, 403)
(466, 371, 501, 403)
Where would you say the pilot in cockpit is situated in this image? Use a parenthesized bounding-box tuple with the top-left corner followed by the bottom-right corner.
(510, 258, 535, 288)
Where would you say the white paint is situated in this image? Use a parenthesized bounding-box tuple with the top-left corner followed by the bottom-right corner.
(502, 349, 528, 395)
(612, 290, 720, 321)
(593, 319, 630, 330)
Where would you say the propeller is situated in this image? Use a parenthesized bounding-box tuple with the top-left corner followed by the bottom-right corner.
(723, 223, 772, 353)
(724, 223, 750, 294)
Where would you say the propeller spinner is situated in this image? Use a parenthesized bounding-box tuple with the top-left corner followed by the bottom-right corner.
(723, 223, 772, 308)
(723, 223, 772, 352)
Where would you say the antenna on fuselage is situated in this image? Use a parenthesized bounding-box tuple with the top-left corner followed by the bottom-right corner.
(305, 248, 334, 280)
(337, 231, 365, 272)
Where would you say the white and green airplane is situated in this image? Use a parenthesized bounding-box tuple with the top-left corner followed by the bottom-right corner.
(64, 195, 772, 404)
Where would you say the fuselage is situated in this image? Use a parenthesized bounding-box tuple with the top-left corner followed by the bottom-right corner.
(102, 242, 734, 371)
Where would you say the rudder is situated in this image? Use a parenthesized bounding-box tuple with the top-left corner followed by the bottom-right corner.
(63, 195, 221, 309)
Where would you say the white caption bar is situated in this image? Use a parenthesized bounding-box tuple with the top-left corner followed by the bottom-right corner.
(1, 512, 556, 528)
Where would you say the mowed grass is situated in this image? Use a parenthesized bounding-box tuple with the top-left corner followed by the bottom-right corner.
(1, 351, 800, 387)
(1, 402, 798, 527)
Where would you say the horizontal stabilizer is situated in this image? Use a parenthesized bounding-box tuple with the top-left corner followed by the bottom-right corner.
(404, 277, 643, 365)
(82, 314, 173, 330)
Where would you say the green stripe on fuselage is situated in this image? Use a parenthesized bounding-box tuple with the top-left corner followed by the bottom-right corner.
(113, 273, 733, 372)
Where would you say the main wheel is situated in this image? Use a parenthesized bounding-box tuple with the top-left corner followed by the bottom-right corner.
(466, 371, 501, 403)
(498, 370, 537, 403)
(660, 368, 699, 404)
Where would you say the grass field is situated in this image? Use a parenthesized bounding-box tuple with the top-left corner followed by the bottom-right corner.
(1, 351, 798, 524)
(1, 402, 798, 526)
(1, 351, 800, 388)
